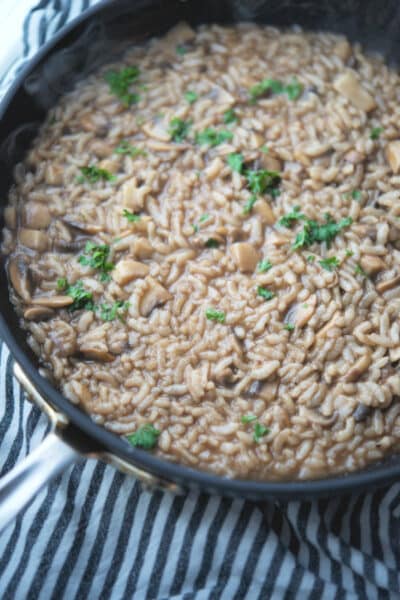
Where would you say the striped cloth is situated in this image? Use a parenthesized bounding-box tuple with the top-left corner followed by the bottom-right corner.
(1, 2, 400, 598)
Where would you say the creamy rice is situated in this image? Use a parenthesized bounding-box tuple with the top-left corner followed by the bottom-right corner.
(3, 22, 400, 480)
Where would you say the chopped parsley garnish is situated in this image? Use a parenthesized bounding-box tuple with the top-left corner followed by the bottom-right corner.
(257, 286, 275, 301)
(355, 264, 368, 277)
(122, 209, 141, 222)
(243, 195, 258, 215)
(78, 166, 116, 184)
(169, 118, 191, 142)
(278, 205, 305, 228)
(257, 259, 272, 272)
(127, 424, 160, 449)
(176, 45, 187, 55)
(292, 214, 353, 250)
(307, 255, 316, 263)
(223, 108, 238, 124)
(253, 422, 270, 442)
(184, 90, 198, 104)
(65, 280, 94, 311)
(192, 224, 199, 233)
(241, 414, 257, 424)
(99, 300, 129, 322)
(57, 278, 67, 291)
(104, 66, 140, 106)
(284, 323, 295, 331)
(351, 189, 362, 201)
(345, 249, 354, 257)
(205, 308, 226, 323)
(260, 145, 269, 153)
(246, 169, 281, 196)
(249, 77, 302, 102)
(195, 128, 233, 147)
(78, 242, 114, 281)
(319, 256, 340, 271)
(115, 140, 147, 157)
(205, 238, 220, 248)
(192, 214, 209, 233)
(227, 152, 244, 173)
(370, 126, 383, 140)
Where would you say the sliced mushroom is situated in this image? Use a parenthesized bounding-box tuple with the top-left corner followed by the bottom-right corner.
(121, 179, 151, 211)
(80, 346, 115, 362)
(23, 203, 51, 229)
(333, 39, 352, 62)
(140, 277, 172, 316)
(359, 254, 386, 276)
(8, 256, 32, 301)
(63, 216, 103, 235)
(31, 295, 73, 308)
(295, 294, 317, 328)
(333, 70, 376, 112)
(54, 238, 88, 253)
(344, 353, 371, 382)
(253, 200, 275, 225)
(23, 306, 55, 321)
(90, 139, 114, 158)
(19, 228, 48, 252)
(230, 242, 259, 272)
(4, 206, 16, 229)
(353, 403, 372, 422)
(78, 112, 108, 136)
(385, 141, 400, 174)
(246, 380, 264, 397)
(258, 154, 282, 172)
(133, 237, 153, 259)
(376, 274, 400, 293)
(112, 259, 150, 286)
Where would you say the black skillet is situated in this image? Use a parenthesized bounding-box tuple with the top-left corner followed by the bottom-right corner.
(0, 0, 399, 532)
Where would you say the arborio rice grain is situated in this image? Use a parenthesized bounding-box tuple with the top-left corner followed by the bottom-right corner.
(3, 22, 400, 480)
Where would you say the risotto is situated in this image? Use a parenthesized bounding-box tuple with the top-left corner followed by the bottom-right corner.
(3, 22, 400, 480)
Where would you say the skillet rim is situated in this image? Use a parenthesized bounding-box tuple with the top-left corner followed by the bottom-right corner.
(1, 0, 399, 499)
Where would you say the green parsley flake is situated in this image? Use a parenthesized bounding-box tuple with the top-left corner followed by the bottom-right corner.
(99, 301, 129, 322)
(205, 238, 220, 248)
(127, 424, 160, 449)
(319, 256, 340, 271)
(205, 308, 225, 323)
(292, 214, 352, 250)
(355, 264, 368, 277)
(115, 140, 147, 157)
(370, 127, 383, 140)
(351, 190, 362, 201)
(192, 224, 199, 233)
(345, 249, 354, 257)
(78, 242, 114, 281)
(241, 414, 257, 424)
(243, 195, 258, 215)
(249, 77, 302, 102)
(65, 280, 94, 311)
(253, 422, 270, 443)
(199, 213, 209, 223)
(176, 45, 187, 55)
(284, 323, 295, 331)
(257, 259, 272, 272)
(227, 152, 244, 173)
(57, 278, 67, 291)
(307, 255, 316, 263)
(260, 145, 269, 153)
(278, 205, 305, 228)
(257, 286, 275, 301)
(122, 209, 141, 222)
(104, 66, 140, 106)
(223, 108, 238, 124)
(78, 166, 116, 184)
(246, 169, 281, 196)
(184, 90, 198, 104)
(195, 128, 233, 147)
(169, 118, 191, 142)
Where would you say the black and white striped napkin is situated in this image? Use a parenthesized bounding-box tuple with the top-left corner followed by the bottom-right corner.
(0, 2, 400, 598)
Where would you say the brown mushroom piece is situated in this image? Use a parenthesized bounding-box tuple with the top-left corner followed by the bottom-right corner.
(253, 200, 275, 225)
(246, 380, 264, 397)
(230, 242, 259, 272)
(23, 203, 51, 229)
(344, 354, 371, 382)
(256, 154, 282, 172)
(63, 216, 103, 235)
(112, 259, 150, 286)
(54, 238, 88, 253)
(24, 306, 55, 321)
(140, 277, 172, 317)
(376, 274, 400, 293)
(353, 403, 372, 423)
(80, 346, 115, 362)
(385, 141, 400, 174)
(333, 70, 376, 112)
(359, 255, 385, 276)
(8, 256, 32, 301)
(19, 228, 48, 252)
(30, 295, 74, 308)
